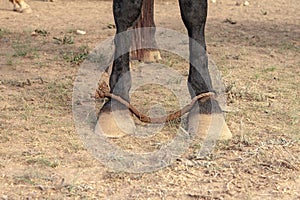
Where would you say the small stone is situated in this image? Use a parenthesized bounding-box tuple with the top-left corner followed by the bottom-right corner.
(31, 31, 38, 36)
(76, 30, 86, 35)
(37, 185, 45, 191)
(211, 0, 217, 3)
(2, 195, 8, 200)
(243, 1, 250, 6)
(261, 10, 268, 15)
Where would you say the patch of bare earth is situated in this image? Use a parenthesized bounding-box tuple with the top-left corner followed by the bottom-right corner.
(0, 0, 299, 199)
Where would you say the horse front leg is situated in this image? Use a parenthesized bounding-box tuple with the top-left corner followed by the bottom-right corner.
(179, 0, 232, 143)
(10, 0, 32, 13)
(96, 0, 143, 138)
(9, 0, 20, 11)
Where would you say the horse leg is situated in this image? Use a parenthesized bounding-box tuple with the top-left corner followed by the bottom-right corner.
(179, 0, 232, 141)
(15, 0, 32, 13)
(96, 0, 143, 138)
(9, 0, 20, 12)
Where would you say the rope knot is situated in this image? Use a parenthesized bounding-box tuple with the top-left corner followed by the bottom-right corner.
(96, 81, 110, 99)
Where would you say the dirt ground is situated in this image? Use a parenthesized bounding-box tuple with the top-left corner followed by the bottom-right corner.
(0, 0, 299, 199)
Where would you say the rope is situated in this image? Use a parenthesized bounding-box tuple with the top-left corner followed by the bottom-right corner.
(96, 81, 215, 124)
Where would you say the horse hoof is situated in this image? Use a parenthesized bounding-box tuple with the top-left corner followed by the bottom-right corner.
(96, 103, 136, 138)
(13, 5, 21, 12)
(188, 108, 232, 141)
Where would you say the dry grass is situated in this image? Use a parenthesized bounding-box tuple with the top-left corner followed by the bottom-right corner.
(0, 0, 299, 199)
